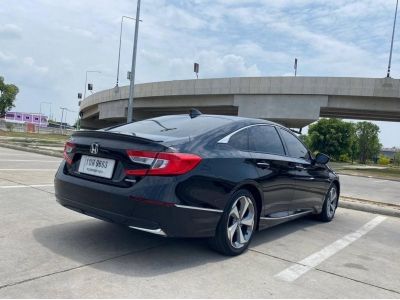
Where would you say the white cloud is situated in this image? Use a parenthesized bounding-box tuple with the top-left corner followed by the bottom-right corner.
(197, 51, 261, 77)
(0, 0, 399, 145)
(61, 25, 97, 40)
(0, 23, 22, 39)
(22, 57, 49, 74)
(0, 51, 16, 63)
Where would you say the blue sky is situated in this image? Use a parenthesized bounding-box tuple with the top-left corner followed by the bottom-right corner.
(0, 0, 399, 147)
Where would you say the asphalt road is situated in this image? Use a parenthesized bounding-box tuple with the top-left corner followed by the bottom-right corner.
(0, 147, 399, 298)
(339, 174, 399, 206)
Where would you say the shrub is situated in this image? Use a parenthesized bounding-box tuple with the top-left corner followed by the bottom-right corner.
(378, 155, 391, 166)
(339, 154, 351, 162)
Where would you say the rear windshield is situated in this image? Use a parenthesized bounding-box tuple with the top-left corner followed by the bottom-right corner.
(107, 115, 233, 139)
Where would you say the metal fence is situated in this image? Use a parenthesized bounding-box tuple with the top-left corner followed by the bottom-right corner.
(0, 120, 73, 135)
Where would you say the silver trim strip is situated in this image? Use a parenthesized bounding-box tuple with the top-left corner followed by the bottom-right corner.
(218, 124, 263, 143)
(260, 210, 313, 220)
(174, 204, 223, 213)
(129, 226, 167, 236)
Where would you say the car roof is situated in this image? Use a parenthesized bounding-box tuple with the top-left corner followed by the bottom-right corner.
(172, 114, 284, 128)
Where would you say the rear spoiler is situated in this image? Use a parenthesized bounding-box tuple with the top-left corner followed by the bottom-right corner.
(72, 130, 164, 146)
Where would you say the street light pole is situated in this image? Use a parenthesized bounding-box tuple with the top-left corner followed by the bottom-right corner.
(116, 16, 136, 87)
(39, 101, 51, 133)
(83, 70, 101, 99)
(127, 0, 142, 123)
(59, 107, 76, 134)
(387, 0, 399, 78)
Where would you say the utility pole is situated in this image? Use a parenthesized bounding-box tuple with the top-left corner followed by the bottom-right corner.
(294, 58, 298, 76)
(387, 0, 399, 78)
(127, 0, 142, 123)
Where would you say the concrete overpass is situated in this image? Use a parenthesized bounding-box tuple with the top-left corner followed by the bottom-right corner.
(79, 76, 400, 129)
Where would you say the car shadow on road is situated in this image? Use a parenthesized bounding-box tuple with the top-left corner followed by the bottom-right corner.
(33, 216, 321, 277)
(251, 215, 321, 247)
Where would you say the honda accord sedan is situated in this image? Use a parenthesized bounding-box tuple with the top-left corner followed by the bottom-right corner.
(55, 111, 339, 256)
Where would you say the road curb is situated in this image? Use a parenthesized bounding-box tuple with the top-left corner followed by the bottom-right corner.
(0, 143, 63, 158)
(340, 196, 400, 218)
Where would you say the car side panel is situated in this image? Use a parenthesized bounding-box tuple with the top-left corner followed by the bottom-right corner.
(249, 152, 295, 217)
(288, 158, 332, 213)
(175, 153, 262, 211)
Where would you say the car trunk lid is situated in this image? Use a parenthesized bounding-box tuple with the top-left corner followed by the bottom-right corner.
(63, 130, 169, 187)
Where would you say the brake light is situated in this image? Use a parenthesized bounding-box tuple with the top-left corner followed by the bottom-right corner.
(126, 150, 202, 176)
(63, 141, 75, 165)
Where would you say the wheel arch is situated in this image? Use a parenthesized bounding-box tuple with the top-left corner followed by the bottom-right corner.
(332, 179, 340, 194)
(332, 179, 340, 204)
(232, 181, 263, 230)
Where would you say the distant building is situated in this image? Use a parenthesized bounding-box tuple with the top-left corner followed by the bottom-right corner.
(4, 111, 49, 127)
(380, 147, 400, 159)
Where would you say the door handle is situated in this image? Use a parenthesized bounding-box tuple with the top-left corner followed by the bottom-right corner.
(256, 162, 270, 169)
(294, 164, 306, 170)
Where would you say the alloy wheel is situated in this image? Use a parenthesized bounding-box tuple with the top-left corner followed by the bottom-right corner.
(227, 196, 255, 249)
(326, 187, 338, 218)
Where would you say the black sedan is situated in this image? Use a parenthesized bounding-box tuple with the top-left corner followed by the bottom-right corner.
(55, 111, 340, 256)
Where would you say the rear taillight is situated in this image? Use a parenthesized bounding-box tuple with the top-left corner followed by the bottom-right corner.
(63, 141, 75, 165)
(125, 150, 202, 176)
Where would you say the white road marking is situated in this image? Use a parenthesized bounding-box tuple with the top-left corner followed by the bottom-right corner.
(0, 153, 30, 155)
(0, 160, 60, 162)
(0, 184, 54, 189)
(0, 169, 57, 171)
(373, 180, 388, 183)
(274, 215, 387, 282)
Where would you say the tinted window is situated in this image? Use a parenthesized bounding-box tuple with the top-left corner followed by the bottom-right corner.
(279, 128, 310, 160)
(248, 125, 285, 155)
(228, 128, 249, 151)
(109, 115, 233, 139)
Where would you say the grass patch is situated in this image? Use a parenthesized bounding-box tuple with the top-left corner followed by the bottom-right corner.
(333, 165, 400, 180)
(0, 130, 69, 143)
(328, 161, 400, 180)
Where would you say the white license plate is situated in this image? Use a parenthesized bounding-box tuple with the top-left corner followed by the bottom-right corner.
(78, 155, 116, 179)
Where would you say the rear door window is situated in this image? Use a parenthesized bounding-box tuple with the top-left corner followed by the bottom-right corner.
(248, 125, 285, 155)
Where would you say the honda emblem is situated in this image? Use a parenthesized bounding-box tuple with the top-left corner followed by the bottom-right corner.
(90, 143, 99, 155)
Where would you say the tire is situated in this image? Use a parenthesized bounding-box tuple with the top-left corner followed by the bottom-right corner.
(317, 184, 339, 222)
(209, 189, 258, 256)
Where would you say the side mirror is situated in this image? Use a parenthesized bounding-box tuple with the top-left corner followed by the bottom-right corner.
(315, 153, 330, 165)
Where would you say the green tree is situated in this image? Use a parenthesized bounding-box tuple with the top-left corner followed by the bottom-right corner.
(299, 134, 311, 149)
(349, 126, 359, 163)
(355, 121, 381, 164)
(307, 118, 356, 161)
(394, 152, 400, 166)
(0, 76, 19, 117)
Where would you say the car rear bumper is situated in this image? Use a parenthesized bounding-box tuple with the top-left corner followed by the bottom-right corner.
(54, 162, 222, 238)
